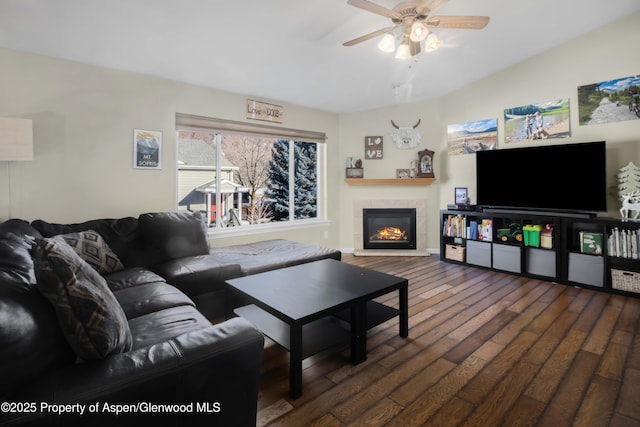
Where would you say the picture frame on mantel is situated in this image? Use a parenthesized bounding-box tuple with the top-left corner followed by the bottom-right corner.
(417, 149, 434, 178)
(396, 169, 410, 179)
(346, 167, 364, 178)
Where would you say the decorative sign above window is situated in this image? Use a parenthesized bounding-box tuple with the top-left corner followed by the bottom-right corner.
(364, 136, 383, 159)
(246, 99, 284, 123)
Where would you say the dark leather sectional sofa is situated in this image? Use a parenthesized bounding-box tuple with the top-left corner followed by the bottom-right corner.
(0, 211, 341, 426)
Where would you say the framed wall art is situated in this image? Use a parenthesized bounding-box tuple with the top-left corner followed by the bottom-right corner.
(133, 129, 162, 169)
(503, 98, 570, 143)
(578, 74, 640, 125)
(447, 118, 497, 155)
(364, 136, 383, 159)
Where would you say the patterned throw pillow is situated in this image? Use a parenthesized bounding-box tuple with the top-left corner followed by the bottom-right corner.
(58, 230, 124, 275)
(32, 237, 133, 360)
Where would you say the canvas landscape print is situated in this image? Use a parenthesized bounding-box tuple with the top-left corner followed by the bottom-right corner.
(578, 74, 640, 125)
(447, 118, 497, 155)
(503, 98, 570, 143)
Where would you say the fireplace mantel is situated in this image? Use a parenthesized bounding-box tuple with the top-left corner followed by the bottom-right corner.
(345, 178, 436, 186)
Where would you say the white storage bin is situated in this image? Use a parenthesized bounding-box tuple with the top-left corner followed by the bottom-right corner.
(568, 252, 603, 287)
(526, 247, 556, 277)
(493, 244, 521, 273)
(466, 240, 491, 268)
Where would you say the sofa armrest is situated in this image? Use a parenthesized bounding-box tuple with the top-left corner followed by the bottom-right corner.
(6, 317, 264, 427)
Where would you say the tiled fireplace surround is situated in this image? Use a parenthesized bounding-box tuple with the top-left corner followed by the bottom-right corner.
(353, 200, 429, 256)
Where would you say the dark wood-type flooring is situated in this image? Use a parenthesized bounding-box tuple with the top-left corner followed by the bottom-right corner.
(255, 253, 640, 427)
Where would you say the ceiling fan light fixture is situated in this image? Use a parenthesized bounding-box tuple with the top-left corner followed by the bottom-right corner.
(425, 32, 442, 51)
(395, 38, 411, 59)
(378, 33, 396, 52)
(409, 22, 428, 42)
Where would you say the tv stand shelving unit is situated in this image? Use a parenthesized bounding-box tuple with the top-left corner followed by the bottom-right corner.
(440, 209, 640, 297)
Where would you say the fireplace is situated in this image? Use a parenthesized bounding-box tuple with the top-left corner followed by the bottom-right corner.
(363, 208, 416, 250)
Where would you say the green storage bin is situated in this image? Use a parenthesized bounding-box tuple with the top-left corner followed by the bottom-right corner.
(523, 224, 542, 247)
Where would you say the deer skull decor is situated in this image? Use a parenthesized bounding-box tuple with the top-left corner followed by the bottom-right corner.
(390, 119, 422, 149)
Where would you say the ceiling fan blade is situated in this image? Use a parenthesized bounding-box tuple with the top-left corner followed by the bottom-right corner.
(347, 0, 402, 20)
(419, 0, 450, 15)
(414, 1, 430, 15)
(425, 16, 490, 29)
(343, 26, 396, 46)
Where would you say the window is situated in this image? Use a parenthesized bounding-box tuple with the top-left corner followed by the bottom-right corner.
(176, 114, 325, 231)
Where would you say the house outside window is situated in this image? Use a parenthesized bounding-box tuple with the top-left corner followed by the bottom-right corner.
(176, 114, 325, 232)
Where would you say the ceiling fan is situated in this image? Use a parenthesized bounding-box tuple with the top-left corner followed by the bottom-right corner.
(343, 0, 489, 59)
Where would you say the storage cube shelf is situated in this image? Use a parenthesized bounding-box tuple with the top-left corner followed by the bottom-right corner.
(440, 209, 640, 298)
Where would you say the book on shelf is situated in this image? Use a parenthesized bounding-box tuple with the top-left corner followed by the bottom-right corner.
(469, 220, 478, 240)
(608, 227, 640, 259)
(579, 231, 603, 255)
(479, 219, 492, 242)
(443, 214, 466, 238)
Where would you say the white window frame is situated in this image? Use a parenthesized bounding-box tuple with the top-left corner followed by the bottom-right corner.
(176, 113, 328, 237)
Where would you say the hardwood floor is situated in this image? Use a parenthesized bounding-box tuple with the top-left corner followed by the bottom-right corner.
(255, 254, 640, 427)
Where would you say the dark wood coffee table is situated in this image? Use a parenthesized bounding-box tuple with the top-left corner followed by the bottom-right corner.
(226, 258, 408, 398)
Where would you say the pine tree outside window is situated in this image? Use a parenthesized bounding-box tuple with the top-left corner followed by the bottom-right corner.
(175, 114, 325, 233)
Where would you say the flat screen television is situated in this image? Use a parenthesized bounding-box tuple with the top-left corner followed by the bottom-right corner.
(476, 141, 607, 214)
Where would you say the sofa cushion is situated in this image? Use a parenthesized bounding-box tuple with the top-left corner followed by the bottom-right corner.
(150, 254, 242, 298)
(0, 282, 76, 398)
(111, 282, 196, 320)
(31, 216, 144, 267)
(104, 266, 167, 291)
(138, 211, 209, 263)
(32, 236, 133, 360)
(0, 219, 41, 286)
(0, 232, 37, 286)
(127, 305, 211, 350)
(58, 230, 124, 275)
(208, 239, 342, 275)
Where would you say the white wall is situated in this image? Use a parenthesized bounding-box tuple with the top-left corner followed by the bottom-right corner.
(338, 12, 640, 252)
(338, 101, 442, 252)
(1, 12, 638, 252)
(0, 48, 340, 247)
(439, 12, 640, 216)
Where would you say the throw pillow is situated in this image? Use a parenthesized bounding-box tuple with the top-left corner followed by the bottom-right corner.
(32, 237, 133, 360)
(57, 230, 124, 275)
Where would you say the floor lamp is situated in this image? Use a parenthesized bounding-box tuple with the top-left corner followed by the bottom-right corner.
(0, 117, 34, 219)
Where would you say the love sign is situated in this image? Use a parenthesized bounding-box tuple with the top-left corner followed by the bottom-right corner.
(364, 136, 383, 159)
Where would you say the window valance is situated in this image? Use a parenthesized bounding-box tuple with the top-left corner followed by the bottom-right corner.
(176, 113, 326, 144)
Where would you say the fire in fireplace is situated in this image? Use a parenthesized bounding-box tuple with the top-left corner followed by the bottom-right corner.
(363, 208, 417, 250)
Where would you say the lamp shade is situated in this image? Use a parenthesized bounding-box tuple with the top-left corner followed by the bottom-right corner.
(410, 22, 428, 42)
(378, 33, 396, 53)
(0, 117, 33, 161)
(425, 33, 442, 51)
(395, 39, 411, 59)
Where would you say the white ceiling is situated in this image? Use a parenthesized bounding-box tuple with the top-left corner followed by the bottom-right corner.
(1, 0, 639, 113)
